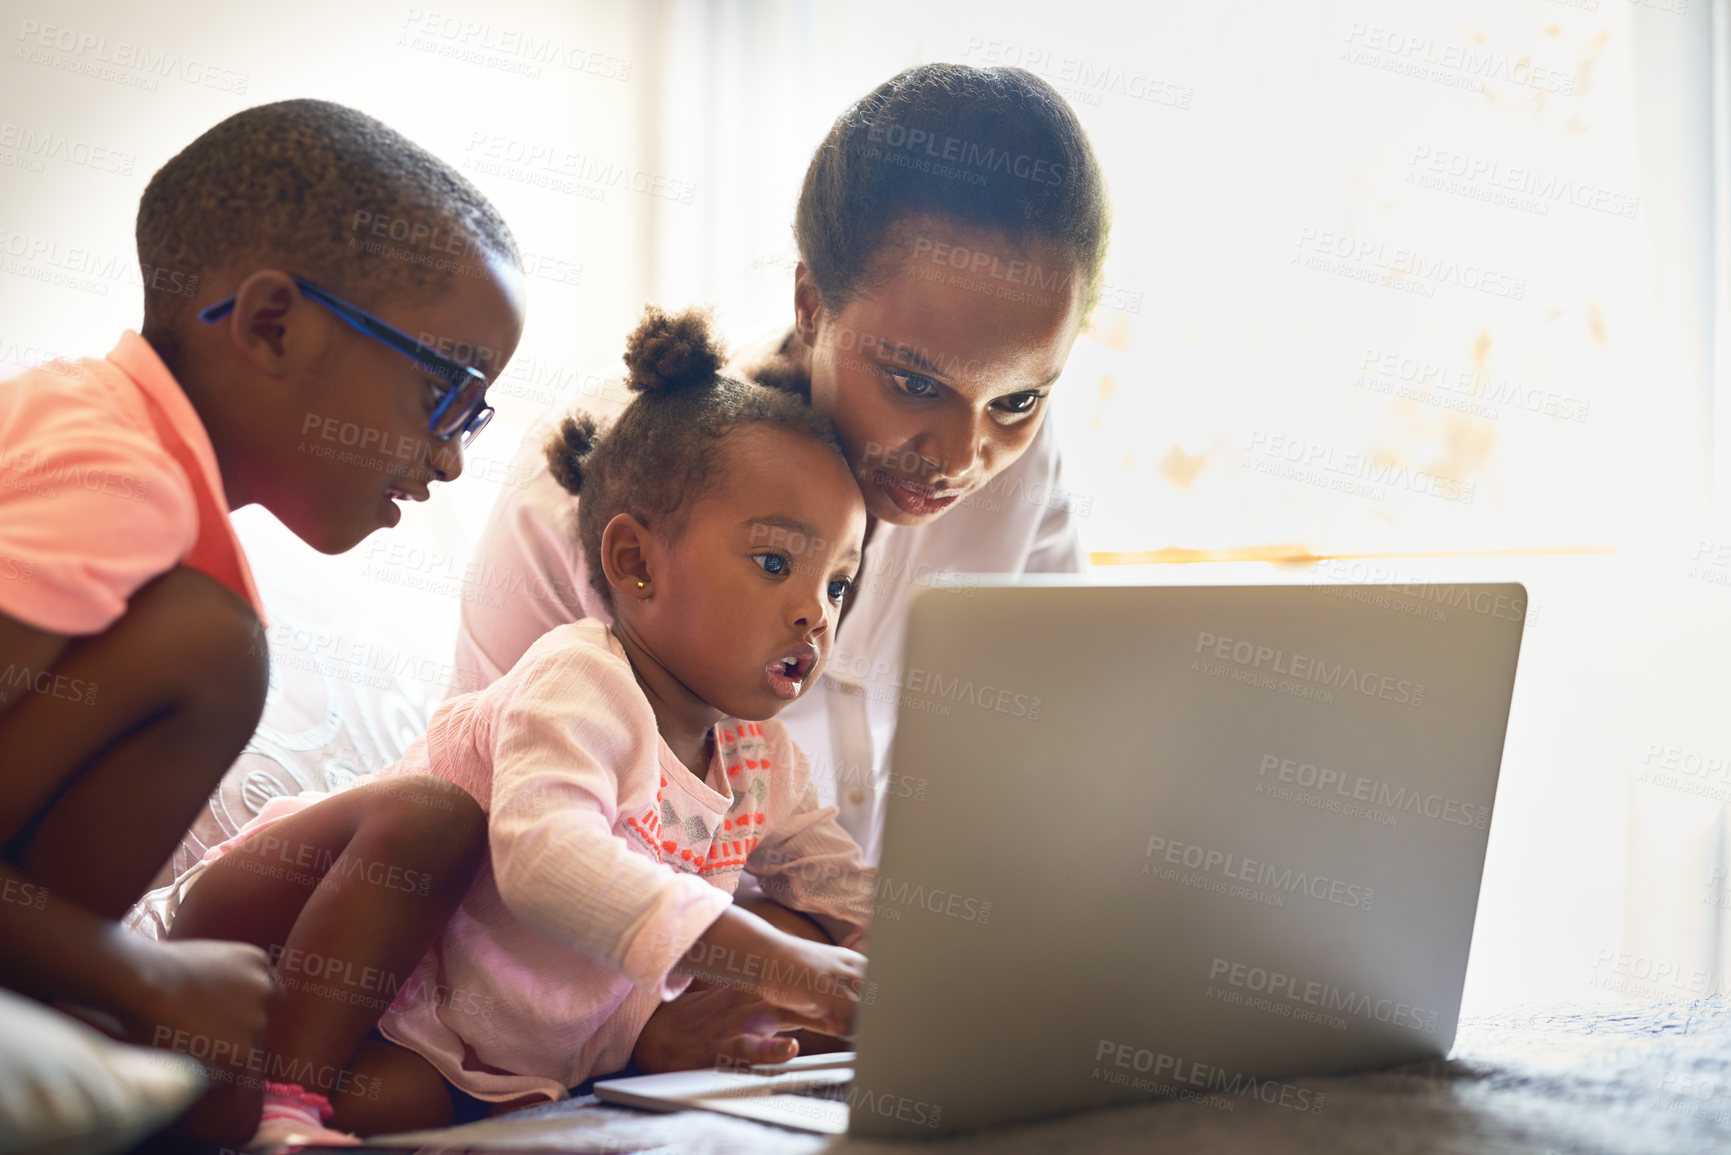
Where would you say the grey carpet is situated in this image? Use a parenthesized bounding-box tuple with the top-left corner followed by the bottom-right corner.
(371, 1001, 1731, 1155)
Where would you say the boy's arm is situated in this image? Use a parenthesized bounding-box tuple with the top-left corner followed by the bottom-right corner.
(0, 612, 137, 1018)
(0, 615, 276, 1070)
(0, 858, 276, 1055)
(0, 613, 78, 871)
(0, 611, 67, 716)
(0, 858, 149, 1015)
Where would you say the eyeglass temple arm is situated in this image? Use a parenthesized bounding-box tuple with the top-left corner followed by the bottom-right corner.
(198, 286, 395, 347)
(197, 297, 237, 323)
(198, 284, 481, 388)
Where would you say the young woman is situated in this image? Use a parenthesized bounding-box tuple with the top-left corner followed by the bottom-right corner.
(453, 61, 1111, 1072)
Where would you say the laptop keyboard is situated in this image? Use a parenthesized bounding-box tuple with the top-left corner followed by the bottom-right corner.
(785, 1078, 850, 1101)
(688, 1070, 854, 1132)
(703, 1069, 853, 1102)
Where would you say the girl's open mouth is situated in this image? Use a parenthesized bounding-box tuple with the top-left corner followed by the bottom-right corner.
(764, 644, 818, 701)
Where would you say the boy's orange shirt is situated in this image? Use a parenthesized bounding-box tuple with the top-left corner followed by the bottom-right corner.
(0, 332, 265, 635)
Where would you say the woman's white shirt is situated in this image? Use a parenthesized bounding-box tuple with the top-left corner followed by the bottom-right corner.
(450, 340, 1087, 862)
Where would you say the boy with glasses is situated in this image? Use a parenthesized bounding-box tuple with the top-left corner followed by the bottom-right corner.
(0, 98, 525, 1145)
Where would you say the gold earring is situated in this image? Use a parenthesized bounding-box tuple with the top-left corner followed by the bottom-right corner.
(636, 580, 646, 589)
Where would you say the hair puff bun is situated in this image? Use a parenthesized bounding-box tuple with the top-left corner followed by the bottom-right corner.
(622, 305, 726, 394)
(544, 412, 602, 495)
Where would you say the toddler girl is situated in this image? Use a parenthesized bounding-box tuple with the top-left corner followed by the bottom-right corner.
(174, 306, 876, 1142)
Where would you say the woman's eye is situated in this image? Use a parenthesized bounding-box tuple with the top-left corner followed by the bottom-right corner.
(750, 552, 790, 576)
(422, 378, 446, 413)
(887, 369, 939, 398)
(994, 392, 1043, 414)
(828, 577, 853, 602)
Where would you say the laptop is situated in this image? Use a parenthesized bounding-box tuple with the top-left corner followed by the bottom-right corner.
(596, 579, 1527, 1137)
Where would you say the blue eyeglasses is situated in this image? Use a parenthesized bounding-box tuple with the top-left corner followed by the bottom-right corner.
(198, 276, 495, 447)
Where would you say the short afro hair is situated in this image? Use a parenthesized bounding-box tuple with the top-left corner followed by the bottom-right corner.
(137, 98, 519, 364)
(545, 306, 847, 607)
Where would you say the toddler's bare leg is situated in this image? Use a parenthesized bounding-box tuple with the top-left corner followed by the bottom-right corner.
(170, 774, 486, 1136)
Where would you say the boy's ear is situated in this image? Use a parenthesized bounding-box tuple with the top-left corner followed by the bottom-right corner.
(599, 512, 657, 601)
(792, 262, 823, 348)
(223, 269, 315, 375)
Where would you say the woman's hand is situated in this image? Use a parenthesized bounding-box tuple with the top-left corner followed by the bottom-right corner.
(632, 982, 803, 1073)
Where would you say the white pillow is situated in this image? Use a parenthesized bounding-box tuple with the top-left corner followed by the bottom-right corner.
(0, 989, 204, 1155)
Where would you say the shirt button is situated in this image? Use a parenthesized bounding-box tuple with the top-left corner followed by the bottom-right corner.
(848, 788, 867, 804)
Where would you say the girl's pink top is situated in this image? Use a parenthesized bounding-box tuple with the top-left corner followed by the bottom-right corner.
(377, 618, 876, 1102)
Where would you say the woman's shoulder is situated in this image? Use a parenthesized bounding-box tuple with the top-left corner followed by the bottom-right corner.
(993, 412, 1066, 486)
(730, 326, 808, 397)
(457, 416, 612, 623)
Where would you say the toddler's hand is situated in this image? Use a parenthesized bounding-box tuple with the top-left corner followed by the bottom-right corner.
(755, 939, 866, 1039)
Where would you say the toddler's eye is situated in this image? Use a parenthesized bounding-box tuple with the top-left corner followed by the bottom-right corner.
(828, 577, 853, 602)
(751, 552, 790, 576)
